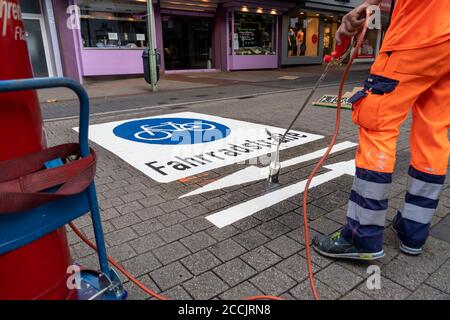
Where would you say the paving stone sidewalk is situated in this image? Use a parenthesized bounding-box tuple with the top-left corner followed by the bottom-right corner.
(45, 83, 450, 300)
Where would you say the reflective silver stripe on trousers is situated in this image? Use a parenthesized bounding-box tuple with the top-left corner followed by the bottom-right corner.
(408, 177, 442, 200)
(352, 177, 390, 201)
(347, 201, 387, 227)
(400, 203, 435, 225)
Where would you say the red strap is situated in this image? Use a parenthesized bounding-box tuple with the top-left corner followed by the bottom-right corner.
(0, 143, 97, 214)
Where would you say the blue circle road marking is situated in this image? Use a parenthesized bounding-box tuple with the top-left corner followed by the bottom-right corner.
(113, 117, 231, 145)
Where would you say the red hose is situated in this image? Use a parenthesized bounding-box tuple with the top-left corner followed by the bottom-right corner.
(69, 20, 369, 302)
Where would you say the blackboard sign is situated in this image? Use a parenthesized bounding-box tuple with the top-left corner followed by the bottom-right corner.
(238, 28, 256, 47)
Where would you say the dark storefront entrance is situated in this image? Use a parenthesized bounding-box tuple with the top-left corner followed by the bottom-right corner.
(162, 14, 214, 71)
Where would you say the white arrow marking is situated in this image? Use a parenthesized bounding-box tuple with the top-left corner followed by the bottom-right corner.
(206, 159, 355, 228)
(180, 141, 357, 198)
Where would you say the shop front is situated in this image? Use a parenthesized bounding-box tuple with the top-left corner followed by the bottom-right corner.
(221, 1, 293, 71)
(22, 0, 63, 77)
(282, 0, 382, 66)
(75, 0, 156, 77)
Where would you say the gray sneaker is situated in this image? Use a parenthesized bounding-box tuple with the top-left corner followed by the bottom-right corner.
(313, 231, 385, 261)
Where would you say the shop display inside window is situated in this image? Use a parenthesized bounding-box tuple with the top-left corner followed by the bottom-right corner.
(80, 10, 147, 49)
(356, 30, 377, 58)
(287, 16, 320, 57)
(233, 12, 276, 55)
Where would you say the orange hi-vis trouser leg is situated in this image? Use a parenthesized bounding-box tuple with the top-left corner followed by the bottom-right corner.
(341, 40, 450, 252)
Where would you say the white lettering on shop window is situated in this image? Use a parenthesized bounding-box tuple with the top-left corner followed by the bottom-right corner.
(66, 5, 81, 30)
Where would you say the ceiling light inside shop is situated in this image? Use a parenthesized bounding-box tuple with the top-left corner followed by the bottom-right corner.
(256, 8, 263, 14)
(241, 6, 249, 12)
(270, 9, 277, 15)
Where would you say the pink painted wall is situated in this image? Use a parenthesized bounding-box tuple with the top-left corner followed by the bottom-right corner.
(81, 50, 144, 76)
(229, 55, 278, 70)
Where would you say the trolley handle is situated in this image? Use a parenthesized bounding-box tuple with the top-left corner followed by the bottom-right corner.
(0, 77, 91, 157)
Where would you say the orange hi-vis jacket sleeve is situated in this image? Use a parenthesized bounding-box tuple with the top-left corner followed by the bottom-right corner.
(381, 0, 450, 52)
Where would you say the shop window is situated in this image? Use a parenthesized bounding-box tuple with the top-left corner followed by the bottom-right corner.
(233, 12, 276, 55)
(21, 0, 42, 14)
(80, 9, 147, 49)
(162, 15, 214, 70)
(356, 29, 378, 59)
(287, 16, 319, 57)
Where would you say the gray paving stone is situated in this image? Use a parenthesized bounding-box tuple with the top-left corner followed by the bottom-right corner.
(266, 235, 304, 258)
(207, 225, 240, 241)
(340, 290, 373, 300)
(132, 219, 165, 236)
(123, 275, 160, 300)
(107, 243, 136, 262)
(180, 203, 209, 218)
(116, 201, 144, 215)
(202, 197, 230, 211)
(383, 258, 429, 291)
(233, 216, 262, 231)
(181, 231, 217, 253)
(159, 199, 186, 213)
(100, 197, 124, 210)
(241, 246, 282, 271)
(315, 264, 364, 295)
(213, 258, 257, 287)
(134, 206, 166, 221)
(358, 277, 411, 300)
(208, 238, 247, 262)
(180, 194, 207, 206)
(407, 284, 450, 300)
(325, 207, 347, 225)
(425, 261, 450, 294)
(286, 227, 321, 245)
(296, 204, 328, 221)
(129, 233, 166, 254)
(103, 187, 128, 199)
(233, 229, 270, 250)
(182, 217, 214, 233)
(138, 195, 166, 208)
(122, 252, 162, 277)
(290, 279, 341, 300)
(153, 241, 191, 265)
(105, 227, 138, 246)
(157, 224, 192, 243)
(252, 208, 282, 222)
(110, 213, 141, 230)
(150, 262, 193, 291)
(276, 212, 303, 230)
(181, 250, 222, 276)
(250, 268, 296, 296)
(219, 281, 264, 300)
(221, 191, 248, 205)
(273, 200, 299, 214)
(158, 211, 189, 227)
(275, 254, 319, 282)
(183, 272, 229, 300)
(120, 191, 146, 204)
(101, 207, 121, 221)
(308, 217, 342, 235)
(256, 220, 291, 239)
(162, 285, 193, 300)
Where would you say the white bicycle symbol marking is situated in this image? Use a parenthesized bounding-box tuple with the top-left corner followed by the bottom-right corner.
(134, 121, 217, 141)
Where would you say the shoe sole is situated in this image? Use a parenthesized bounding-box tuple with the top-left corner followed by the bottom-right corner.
(314, 247, 385, 261)
(391, 227, 422, 256)
(399, 241, 422, 256)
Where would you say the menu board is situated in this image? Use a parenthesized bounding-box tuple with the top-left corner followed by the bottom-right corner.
(238, 28, 256, 47)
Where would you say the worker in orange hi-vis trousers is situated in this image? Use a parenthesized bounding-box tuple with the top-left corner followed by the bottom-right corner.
(313, 0, 450, 260)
